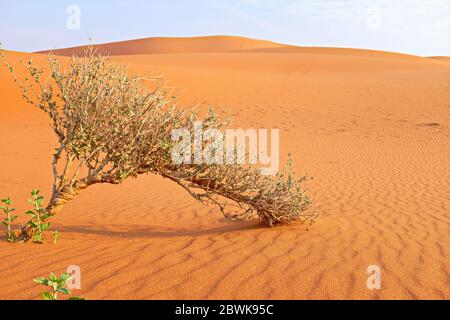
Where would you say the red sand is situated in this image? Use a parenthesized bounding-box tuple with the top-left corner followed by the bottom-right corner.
(0, 37, 449, 299)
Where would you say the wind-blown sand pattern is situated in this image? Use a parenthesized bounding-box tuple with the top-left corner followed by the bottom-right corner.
(0, 37, 449, 299)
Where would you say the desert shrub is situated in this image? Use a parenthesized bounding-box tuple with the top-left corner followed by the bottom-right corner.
(34, 272, 84, 300)
(0, 47, 316, 228)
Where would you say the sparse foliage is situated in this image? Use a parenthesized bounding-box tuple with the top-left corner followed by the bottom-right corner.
(0, 47, 316, 228)
(1, 191, 60, 243)
(33, 272, 85, 300)
(26, 189, 52, 243)
(1, 198, 17, 242)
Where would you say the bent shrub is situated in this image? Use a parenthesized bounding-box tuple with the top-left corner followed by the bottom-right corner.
(1, 47, 316, 228)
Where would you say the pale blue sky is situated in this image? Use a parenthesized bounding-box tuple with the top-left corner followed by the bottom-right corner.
(0, 0, 448, 56)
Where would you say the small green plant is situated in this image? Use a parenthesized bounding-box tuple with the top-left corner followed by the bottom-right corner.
(26, 190, 52, 243)
(1, 198, 18, 242)
(33, 272, 85, 300)
(51, 230, 59, 244)
(1, 190, 61, 244)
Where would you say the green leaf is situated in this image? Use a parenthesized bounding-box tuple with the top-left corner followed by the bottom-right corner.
(41, 214, 52, 221)
(1, 198, 12, 205)
(59, 273, 73, 286)
(33, 277, 49, 285)
(25, 210, 36, 216)
(49, 273, 57, 282)
(1, 221, 7, 226)
(68, 296, 85, 300)
(59, 272, 72, 281)
(41, 222, 51, 231)
(36, 197, 44, 207)
(41, 292, 56, 300)
(56, 287, 71, 295)
(28, 221, 38, 228)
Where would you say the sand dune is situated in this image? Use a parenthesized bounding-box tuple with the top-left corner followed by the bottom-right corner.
(37, 35, 284, 56)
(37, 35, 443, 64)
(428, 56, 450, 63)
(0, 36, 449, 300)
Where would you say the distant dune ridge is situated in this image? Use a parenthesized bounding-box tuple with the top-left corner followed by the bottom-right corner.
(1, 36, 449, 300)
(37, 35, 450, 62)
(37, 35, 284, 56)
(428, 56, 450, 63)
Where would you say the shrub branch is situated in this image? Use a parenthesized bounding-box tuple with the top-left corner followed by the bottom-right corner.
(1, 47, 316, 228)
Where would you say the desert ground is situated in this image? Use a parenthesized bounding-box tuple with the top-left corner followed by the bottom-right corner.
(0, 36, 449, 299)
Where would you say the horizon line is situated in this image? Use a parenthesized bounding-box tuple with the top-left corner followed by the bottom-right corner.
(28, 35, 449, 58)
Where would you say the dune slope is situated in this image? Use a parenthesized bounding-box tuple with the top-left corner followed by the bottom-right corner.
(428, 56, 450, 63)
(37, 35, 284, 56)
(0, 38, 449, 300)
